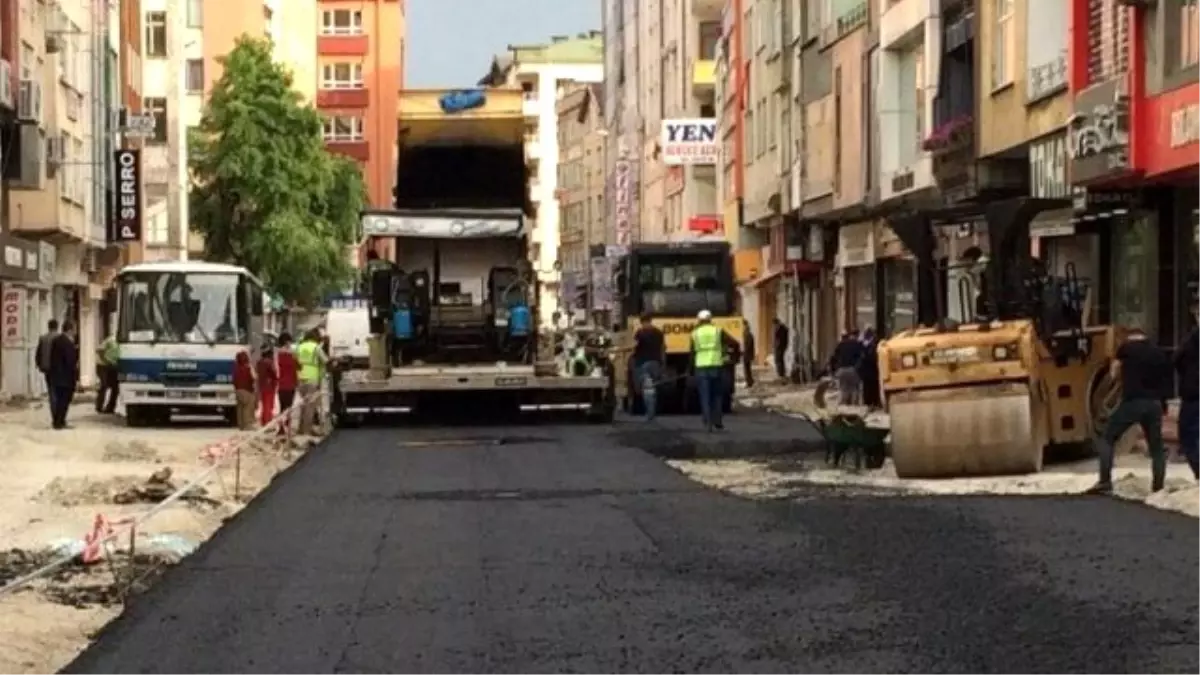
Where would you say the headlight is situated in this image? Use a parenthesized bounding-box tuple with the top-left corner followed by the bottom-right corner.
(991, 343, 1019, 360)
(900, 352, 917, 369)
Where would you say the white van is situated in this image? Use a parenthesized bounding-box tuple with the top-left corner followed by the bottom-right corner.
(325, 306, 371, 368)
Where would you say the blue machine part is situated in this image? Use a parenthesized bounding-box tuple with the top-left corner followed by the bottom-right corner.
(118, 358, 235, 385)
(439, 89, 486, 114)
(508, 304, 531, 337)
(393, 309, 414, 339)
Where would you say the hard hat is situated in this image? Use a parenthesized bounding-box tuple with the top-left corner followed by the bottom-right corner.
(697, 309, 713, 320)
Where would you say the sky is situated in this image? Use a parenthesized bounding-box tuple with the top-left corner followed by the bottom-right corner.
(405, 0, 602, 88)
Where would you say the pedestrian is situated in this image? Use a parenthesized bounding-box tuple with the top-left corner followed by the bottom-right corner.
(94, 332, 120, 414)
(858, 327, 882, 409)
(829, 329, 866, 405)
(296, 328, 329, 436)
(276, 333, 299, 433)
(1173, 307, 1198, 479)
(632, 314, 665, 421)
(772, 318, 789, 380)
(36, 319, 59, 423)
(691, 309, 727, 431)
(47, 320, 79, 430)
(1088, 328, 1172, 495)
(741, 321, 756, 389)
(257, 345, 278, 427)
(232, 350, 257, 430)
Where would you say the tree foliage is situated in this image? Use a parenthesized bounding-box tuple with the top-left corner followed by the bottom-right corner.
(189, 36, 367, 306)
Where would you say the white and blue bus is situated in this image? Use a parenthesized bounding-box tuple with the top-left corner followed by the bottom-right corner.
(114, 261, 266, 426)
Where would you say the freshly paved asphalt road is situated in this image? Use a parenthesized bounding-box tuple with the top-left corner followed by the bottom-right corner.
(66, 412, 1199, 673)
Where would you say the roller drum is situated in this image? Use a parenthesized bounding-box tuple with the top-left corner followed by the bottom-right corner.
(889, 384, 1045, 479)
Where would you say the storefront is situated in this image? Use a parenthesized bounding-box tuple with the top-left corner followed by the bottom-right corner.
(874, 223, 917, 336)
(0, 233, 44, 398)
(836, 222, 876, 335)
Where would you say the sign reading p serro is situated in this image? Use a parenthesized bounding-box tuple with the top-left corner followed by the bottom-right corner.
(110, 149, 142, 244)
(661, 119, 718, 166)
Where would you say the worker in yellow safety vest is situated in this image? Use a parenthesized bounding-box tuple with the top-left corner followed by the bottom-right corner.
(295, 328, 328, 435)
(690, 309, 727, 432)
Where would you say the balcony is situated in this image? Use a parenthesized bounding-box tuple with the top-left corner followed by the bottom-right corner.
(325, 139, 370, 162)
(316, 87, 369, 108)
(692, 59, 715, 92)
(318, 34, 369, 57)
(880, 0, 935, 49)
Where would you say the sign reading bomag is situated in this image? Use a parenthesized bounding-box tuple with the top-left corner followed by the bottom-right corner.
(649, 316, 746, 354)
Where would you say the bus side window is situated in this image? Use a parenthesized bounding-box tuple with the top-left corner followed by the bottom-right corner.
(250, 284, 264, 317)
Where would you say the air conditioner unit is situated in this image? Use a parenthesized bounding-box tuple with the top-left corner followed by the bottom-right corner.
(17, 80, 41, 123)
(83, 250, 98, 274)
(45, 34, 62, 54)
(0, 60, 11, 110)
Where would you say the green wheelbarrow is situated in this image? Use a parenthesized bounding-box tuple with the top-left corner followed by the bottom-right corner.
(816, 412, 889, 470)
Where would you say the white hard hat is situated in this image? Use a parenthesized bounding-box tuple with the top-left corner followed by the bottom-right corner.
(697, 309, 713, 320)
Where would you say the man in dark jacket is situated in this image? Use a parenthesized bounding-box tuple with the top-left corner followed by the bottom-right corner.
(829, 329, 865, 405)
(47, 320, 79, 429)
(1175, 306, 1198, 479)
(772, 318, 789, 380)
(741, 321, 756, 388)
(1088, 328, 1172, 494)
(36, 319, 59, 423)
(858, 327, 882, 408)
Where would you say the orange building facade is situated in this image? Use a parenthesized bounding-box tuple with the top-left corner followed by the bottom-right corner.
(315, 0, 404, 209)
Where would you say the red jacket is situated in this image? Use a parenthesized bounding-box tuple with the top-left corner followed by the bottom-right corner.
(232, 352, 255, 392)
(276, 348, 298, 391)
(256, 356, 278, 391)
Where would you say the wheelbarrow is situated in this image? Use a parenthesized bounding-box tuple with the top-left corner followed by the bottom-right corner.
(814, 412, 889, 470)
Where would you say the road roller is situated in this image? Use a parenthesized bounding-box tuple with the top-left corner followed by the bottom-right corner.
(876, 198, 1126, 479)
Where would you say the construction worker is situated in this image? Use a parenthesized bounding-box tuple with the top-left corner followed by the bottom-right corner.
(295, 328, 328, 436)
(690, 309, 726, 432)
(94, 332, 120, 414)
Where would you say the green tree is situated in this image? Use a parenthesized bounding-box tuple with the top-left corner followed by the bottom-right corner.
(189, 35, 367, 306)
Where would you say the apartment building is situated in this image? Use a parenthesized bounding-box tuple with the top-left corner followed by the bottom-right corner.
(137, 0, 402, 261)
(479, 32, 603, 325)
(555, 80, 605, 315)
(0, 0, 135, 397)
(613, 0, 1197, 368)
(314, 0, 403, 211)
(633, 0, 722, 244)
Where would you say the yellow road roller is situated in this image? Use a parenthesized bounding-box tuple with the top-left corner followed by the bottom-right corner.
(877, 199, 1126, 479)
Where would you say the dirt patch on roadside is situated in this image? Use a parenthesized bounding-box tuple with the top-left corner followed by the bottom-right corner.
(33, 477, 143, 508)
(101, 440, 158, 463)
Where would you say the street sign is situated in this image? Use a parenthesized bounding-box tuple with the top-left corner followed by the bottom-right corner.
(122, 112, 157, 138)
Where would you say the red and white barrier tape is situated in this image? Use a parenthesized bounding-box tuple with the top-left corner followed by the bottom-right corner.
(0, 389, 326, 596)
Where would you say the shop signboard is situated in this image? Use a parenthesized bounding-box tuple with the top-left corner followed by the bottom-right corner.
(1068, 79, 1132, 184)
(2, 285, 24, 347)
(660, 119, 718, 166)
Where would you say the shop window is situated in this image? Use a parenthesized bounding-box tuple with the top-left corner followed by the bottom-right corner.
(1111, 215, 1159, 335)
(845, 266, 875, 333)
(883, 259, 917, 335)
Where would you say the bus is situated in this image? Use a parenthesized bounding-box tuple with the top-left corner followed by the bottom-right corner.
(113, 261, 266, 426)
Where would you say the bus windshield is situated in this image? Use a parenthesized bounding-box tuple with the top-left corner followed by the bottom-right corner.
(118, 272, 246, 344)
(635, 255, 732, 316)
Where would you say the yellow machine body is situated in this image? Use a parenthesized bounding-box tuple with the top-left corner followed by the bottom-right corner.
(878, 320, 1126, 478)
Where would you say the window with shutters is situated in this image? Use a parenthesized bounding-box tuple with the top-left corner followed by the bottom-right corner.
(1085, 0, 1129, 86)
(990, 0, 1015, 90)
